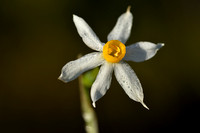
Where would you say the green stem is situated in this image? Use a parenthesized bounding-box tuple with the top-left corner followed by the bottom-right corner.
(79, 74, 99, 133)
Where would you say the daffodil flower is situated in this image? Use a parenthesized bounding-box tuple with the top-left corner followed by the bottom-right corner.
(59, 7, 164, 109)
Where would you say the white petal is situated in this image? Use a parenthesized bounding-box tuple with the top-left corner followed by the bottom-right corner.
(90, 62, 113, 107)
(59, 52, 104, 83)
(124, 42, 164, 62)
(73, 15, 104, 51)
(114, 62, 148, 109)
(107, 6, 133, 44)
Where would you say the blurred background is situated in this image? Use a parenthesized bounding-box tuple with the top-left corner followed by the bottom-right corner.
(0, 0, 200, 132)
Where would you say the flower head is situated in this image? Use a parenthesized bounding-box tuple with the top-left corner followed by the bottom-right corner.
(59, 6, 164, 109)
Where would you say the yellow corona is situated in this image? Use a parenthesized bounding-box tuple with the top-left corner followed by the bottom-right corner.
(103, 40, 126, 63)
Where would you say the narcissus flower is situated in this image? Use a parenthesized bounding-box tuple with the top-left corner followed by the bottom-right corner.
(59, 7, 164, 109)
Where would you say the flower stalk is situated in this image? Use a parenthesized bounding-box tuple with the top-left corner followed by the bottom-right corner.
(78, 65, 99, 133)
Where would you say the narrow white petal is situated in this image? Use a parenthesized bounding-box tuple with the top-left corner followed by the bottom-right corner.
(73, 15, 104, 51)
(124, 42, 164, 62)
(59, 52, 104, 83)
(90, 62, 113, 107)
(114, 62, 148, 109)
(107, 6, 133, 44)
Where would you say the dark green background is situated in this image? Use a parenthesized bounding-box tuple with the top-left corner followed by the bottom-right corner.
(1, 0, 200, 132)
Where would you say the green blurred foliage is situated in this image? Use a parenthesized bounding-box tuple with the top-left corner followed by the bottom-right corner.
(82, 68, 99, 89)
(0, 0, 200, 132)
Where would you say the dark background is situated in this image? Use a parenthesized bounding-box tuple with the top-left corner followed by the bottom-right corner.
(0, 0, 200, 132)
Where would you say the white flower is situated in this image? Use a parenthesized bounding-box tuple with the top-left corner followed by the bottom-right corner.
(59, 6, 164, 109)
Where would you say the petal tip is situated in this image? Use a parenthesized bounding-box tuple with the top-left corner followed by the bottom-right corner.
(73, 14, 77, 20)
(141, 102, 149, 110)
(58, 74, 62, 80)
(58, 74, 68, 83)
(157, 43, 165, 49)
(127, 5, 131, 12)
(73, 14, 80, 22)
(92, 102, 96, 108)
(72, 14, 77, 17)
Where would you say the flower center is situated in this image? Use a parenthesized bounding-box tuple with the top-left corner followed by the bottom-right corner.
(103, 40, 126, 63)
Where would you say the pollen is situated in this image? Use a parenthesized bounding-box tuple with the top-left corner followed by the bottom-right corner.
(103, 40, 126, 63)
